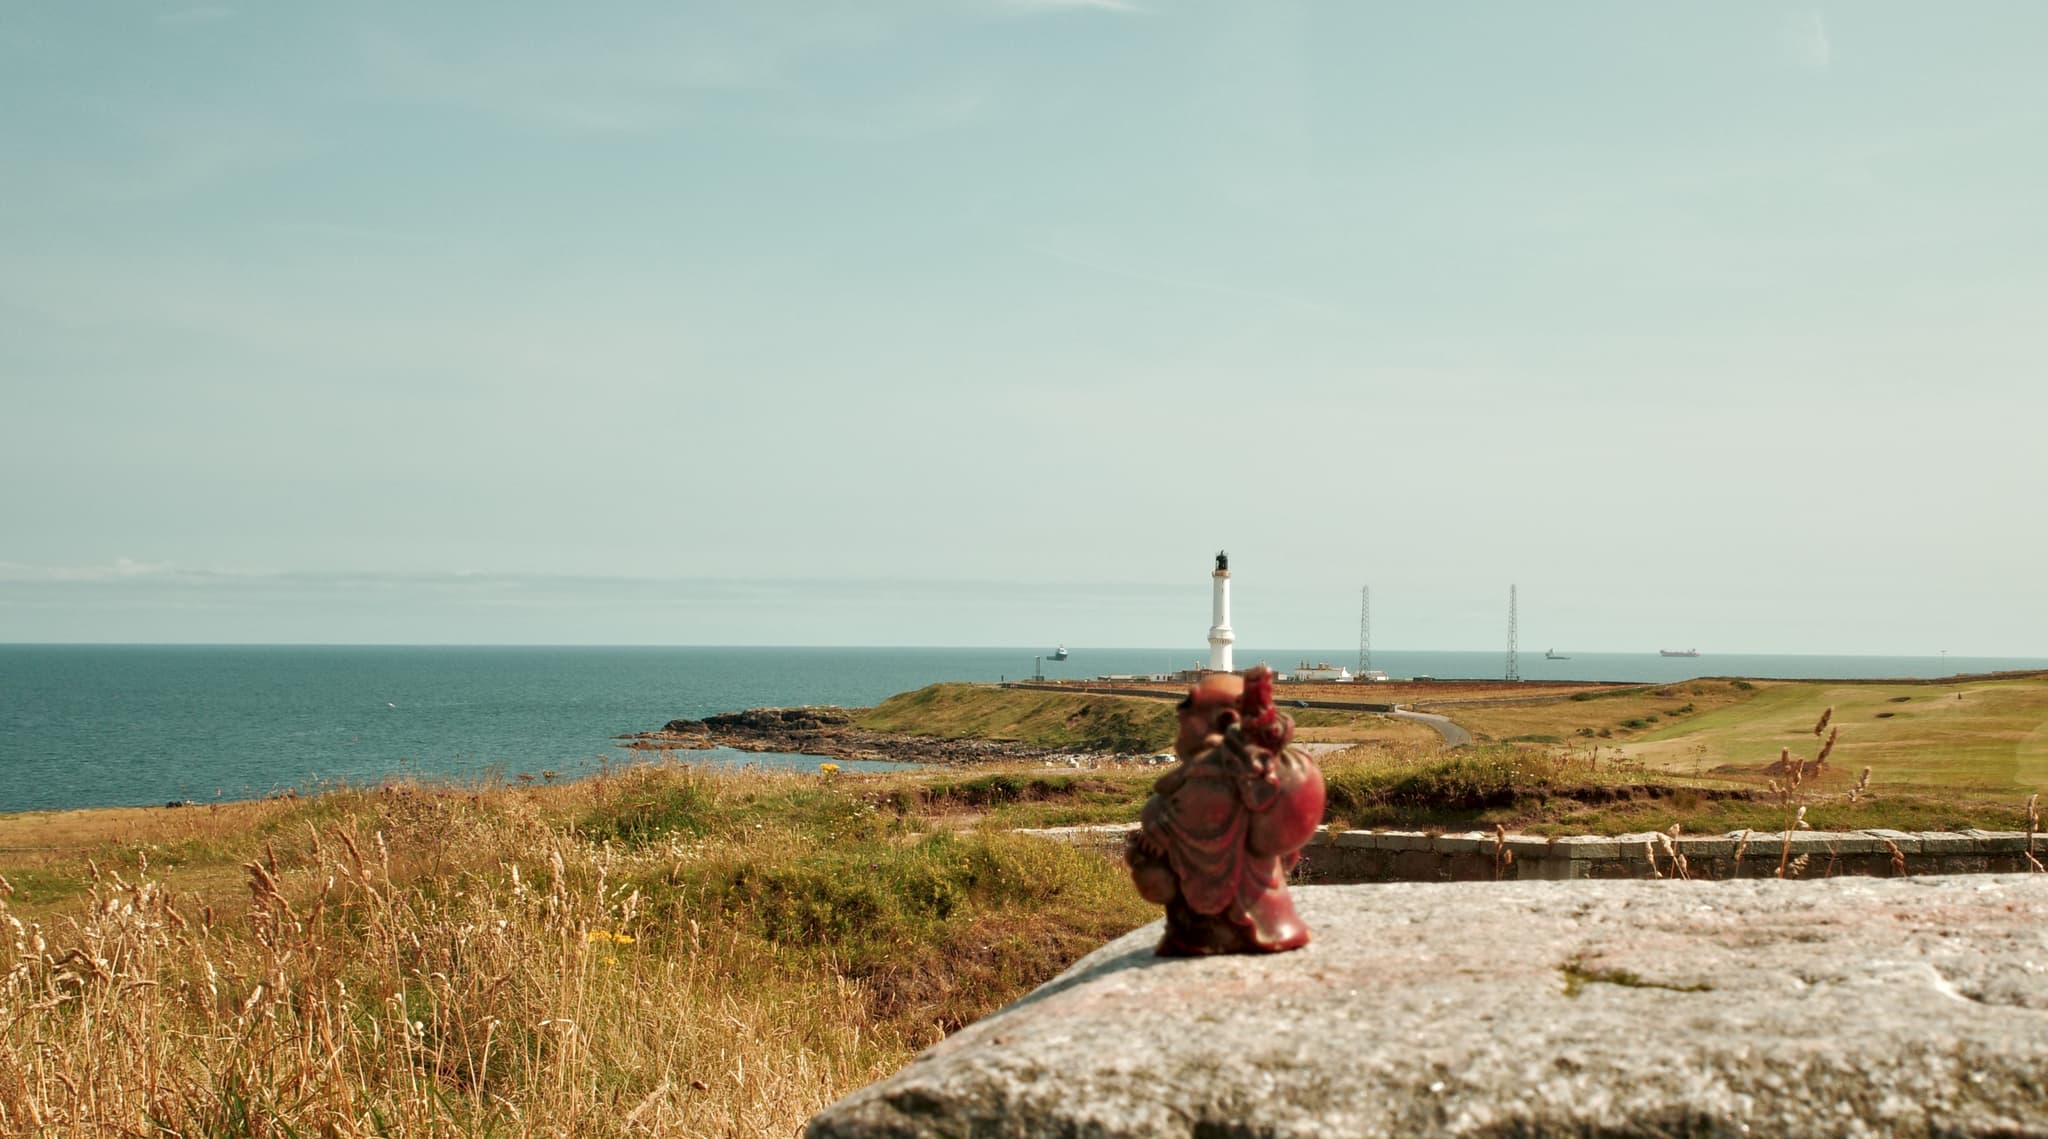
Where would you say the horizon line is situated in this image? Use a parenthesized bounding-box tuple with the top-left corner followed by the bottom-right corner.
(0, 641, 2039, 660)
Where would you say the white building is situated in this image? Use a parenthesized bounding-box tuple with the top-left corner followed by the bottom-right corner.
(1208, 550, 1234, 672)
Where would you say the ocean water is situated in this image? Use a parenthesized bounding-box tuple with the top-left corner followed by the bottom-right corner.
(2, 645, 2042, 814)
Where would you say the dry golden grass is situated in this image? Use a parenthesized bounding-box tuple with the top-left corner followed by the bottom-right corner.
(1286, 711, 1441, 747)
(1415, 680, 1768, 744)
(0, 763, 1150, 1137)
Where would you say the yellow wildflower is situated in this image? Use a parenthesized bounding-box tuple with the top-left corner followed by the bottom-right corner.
(819, 762, 841, 775)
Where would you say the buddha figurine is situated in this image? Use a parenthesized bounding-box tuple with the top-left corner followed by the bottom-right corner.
(1125, 665, 1325, 956)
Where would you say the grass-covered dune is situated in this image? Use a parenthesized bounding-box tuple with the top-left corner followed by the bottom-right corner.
(852, 683, 1436, 753)
(853, 683, 1180, 753)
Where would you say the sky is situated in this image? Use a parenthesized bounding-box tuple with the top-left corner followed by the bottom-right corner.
(2, 1, 2045, 653)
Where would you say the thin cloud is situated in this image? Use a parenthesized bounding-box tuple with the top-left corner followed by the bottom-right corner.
(0, 562, 1192, 598)
(0, 558, 177, 583)
(156, 5, 232, 25)
(1783, 10, 1832, 70)
(792, 87, 990, 143)
(1043, 245, 1338, 318)
(1001, 0, 1149, 14)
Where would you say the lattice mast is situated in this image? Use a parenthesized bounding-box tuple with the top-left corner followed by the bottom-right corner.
(1505, 584, 1520, 682)
(1357, 585, 1372, 674)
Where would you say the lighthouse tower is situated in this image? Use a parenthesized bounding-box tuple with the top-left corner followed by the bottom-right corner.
(1207, 550, 1235, 673)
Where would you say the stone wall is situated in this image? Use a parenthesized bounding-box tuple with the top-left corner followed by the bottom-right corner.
(1305, 826, 2043, 882)
(1021, 823, 2046, 882)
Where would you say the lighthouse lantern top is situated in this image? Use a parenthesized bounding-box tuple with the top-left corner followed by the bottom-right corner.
(1214, 550, 1228, 573)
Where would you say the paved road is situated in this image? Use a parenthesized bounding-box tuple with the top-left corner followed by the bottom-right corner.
(1389, 709, 1473, 747)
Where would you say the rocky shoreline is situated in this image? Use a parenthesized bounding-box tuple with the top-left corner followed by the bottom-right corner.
(617, 706, 1122, 768)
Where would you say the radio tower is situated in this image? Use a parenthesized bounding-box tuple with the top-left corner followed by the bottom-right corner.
(1505, 584, 1520, 683)
(1357, 585, 1372, 674)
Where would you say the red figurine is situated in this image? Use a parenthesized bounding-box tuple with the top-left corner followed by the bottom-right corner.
(1126, 665, 1326, 956)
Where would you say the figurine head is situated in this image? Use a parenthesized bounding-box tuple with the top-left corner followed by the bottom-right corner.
(1175, 673, 1243, 760)
(1235, 666, 1292, 753)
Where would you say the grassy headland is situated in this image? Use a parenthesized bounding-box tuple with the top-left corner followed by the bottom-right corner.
(7, 673, 2045, 1134)
(854, 684, 1180, 753)
(853, 683, 1436, 752)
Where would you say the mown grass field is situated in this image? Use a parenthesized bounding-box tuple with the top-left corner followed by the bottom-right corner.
(1410, 679, 1767, 745)
(1396, 673, 2048, 834)
(1622, 676, 2048, 790)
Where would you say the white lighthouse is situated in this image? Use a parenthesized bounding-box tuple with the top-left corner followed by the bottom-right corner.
(1207, 549, 1235, 673)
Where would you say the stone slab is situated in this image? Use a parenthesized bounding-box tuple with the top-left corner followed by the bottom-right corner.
(809, 876, 2048, 1139)
(1546, 835, 1622, 860)
(1671, 836, 1738, 860)
(1430, 832, 1491, 855)
(1010, 823, 1136, 848)
(1918, 832, 1985, 855)
(1863, 828, 1922, 854)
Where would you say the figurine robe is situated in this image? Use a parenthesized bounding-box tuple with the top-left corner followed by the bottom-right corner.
(1126, 668, 1325, 956)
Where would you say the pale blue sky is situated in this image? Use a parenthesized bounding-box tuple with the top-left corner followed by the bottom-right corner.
(3, 2, 2045, 653)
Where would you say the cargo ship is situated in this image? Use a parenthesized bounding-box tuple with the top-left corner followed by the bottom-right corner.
(1659, 648, 1702, 658)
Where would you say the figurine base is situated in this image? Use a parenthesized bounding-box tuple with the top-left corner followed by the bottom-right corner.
(1155, 897, 1310, 957)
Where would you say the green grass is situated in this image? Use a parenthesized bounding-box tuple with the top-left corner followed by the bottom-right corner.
(1426, 680, 1763, 745)
(855, 684, 1178, 753)
(1315, 743, 2037, 835)
(1626, 677, 2048, 790)
(0, 866, 92, 908)
(897, 771, 1159, 827)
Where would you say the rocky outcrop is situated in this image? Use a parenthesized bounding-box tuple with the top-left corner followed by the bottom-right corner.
(615, 719, 715, 752)
(629, 707, 1107, 767)
(808, 875, 2048, 1138)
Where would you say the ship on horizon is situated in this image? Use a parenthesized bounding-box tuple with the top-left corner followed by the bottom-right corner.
(1659, 648, 1702, 658)
(1050, 644, 1069, 661)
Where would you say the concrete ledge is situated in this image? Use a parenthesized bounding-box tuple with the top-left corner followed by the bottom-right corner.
(1019, 825, 2044, 883)
(1546, 835, 1622, 860)
(809, 876, 2048, 1138)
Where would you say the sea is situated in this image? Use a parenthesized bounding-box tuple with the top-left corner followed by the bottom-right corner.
(3, 645, 2043, 815)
